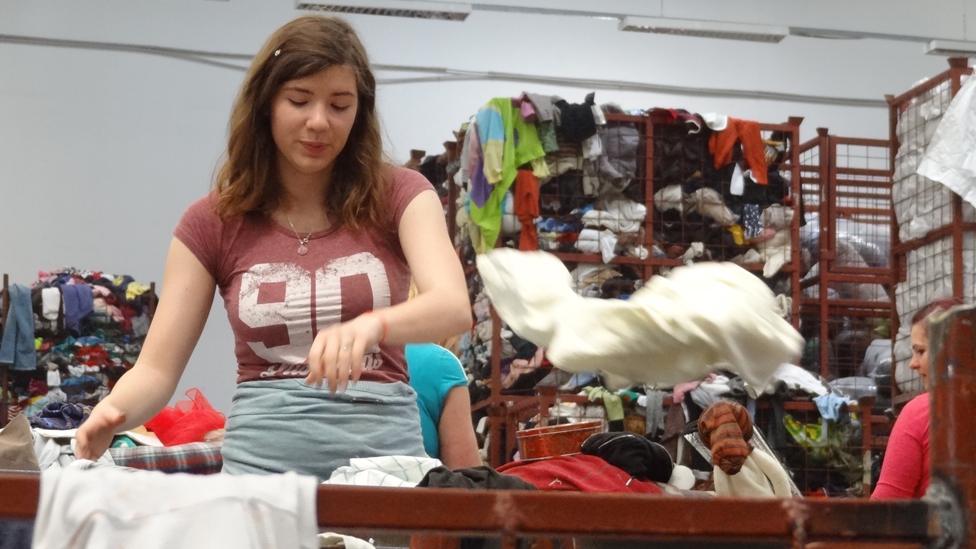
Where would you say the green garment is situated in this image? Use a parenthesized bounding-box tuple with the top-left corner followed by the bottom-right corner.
(469, 98, 546, 251)
(583, 386, 625, 422)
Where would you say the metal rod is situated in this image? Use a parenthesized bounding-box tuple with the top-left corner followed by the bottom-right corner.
(817, 128, 831, 379)
(885, 58, 970, 107)
(929, 305, 976, 548)
(0, 273, 8, 427)
(0, 473, 937, 543)
(891, 224, 976, 255)
(488, 304, 503, 468)
(785, 117, 805, 329)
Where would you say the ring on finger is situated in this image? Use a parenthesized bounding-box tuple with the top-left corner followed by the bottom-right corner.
(341, 344, 352, 351)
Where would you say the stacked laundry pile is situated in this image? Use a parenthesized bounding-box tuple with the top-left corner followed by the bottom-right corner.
(0, 268, 155, 423)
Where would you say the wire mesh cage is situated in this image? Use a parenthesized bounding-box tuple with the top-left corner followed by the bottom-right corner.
(888, 58, 976, 405)
(536, 116, 650, 266)
(801, 137, 892, 302)
(754, 399, 874, 497)
(796, 131, 893, 414)
(648, 115, 796, 275)
(780, 130, 897, 497)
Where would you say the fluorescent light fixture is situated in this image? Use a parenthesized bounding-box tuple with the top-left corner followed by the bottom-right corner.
(295, 0, 471, 21)
(620, 16, 787, 43)
(926, 39, 976, 56)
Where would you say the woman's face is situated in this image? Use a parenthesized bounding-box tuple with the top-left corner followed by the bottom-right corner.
(909, 321, 930, 390)
(270, 64, 359, 181)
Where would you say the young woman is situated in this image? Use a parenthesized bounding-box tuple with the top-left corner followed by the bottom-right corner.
(76, 16, 471, 478)
(871, 297, 963, 499)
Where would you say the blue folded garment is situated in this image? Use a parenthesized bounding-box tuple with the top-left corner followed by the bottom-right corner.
(29, 402, 91, 430)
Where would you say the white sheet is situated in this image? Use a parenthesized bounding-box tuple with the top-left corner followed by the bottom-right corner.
(918, 75, 976, 210)
(476, 249, 803, 391)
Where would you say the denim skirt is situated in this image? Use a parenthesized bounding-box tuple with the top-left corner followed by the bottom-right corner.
(221, 379, 427, 480)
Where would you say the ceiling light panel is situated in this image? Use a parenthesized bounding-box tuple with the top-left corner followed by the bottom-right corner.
(926, 39, 976, 56)
(620, 16, 787, 43)
(295, 1, 471, 21)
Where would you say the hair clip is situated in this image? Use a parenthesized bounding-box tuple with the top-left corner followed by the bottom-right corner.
(273, 48, 281, 57)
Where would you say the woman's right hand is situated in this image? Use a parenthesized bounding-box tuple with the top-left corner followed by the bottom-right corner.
(306, 312, 385, 393)
(75, 402, 127, 460)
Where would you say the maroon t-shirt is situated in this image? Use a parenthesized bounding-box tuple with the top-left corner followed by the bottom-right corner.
(174, 167, 434, 384)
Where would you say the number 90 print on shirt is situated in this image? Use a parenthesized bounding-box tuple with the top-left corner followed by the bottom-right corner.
(236, 253, 391, 381)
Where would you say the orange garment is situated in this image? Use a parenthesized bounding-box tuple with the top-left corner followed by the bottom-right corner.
(708, 118, 768, 185)
(514, 169, 540, 251)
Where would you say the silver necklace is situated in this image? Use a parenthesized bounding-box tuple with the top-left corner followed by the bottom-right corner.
(285, 215, 312, 256)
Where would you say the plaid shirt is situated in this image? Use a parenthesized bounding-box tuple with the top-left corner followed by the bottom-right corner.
(110, 442, 223, 475)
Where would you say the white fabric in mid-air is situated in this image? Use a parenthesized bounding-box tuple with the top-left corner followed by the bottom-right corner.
(476, 249, 803, 391)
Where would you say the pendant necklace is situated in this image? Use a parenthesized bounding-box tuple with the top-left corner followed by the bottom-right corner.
(285, 215, 312, 256)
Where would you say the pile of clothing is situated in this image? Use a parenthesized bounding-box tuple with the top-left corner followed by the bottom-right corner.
(649, 112, 795, 277)
(0, 268, 156, 423)
(455, 92, 648, 262)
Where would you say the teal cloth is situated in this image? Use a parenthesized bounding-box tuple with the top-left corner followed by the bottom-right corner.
(406, 343, 468, 459)
(0, 284, 36, 371)
(221, 379, 426, 480)
(111, 435, 137, 448)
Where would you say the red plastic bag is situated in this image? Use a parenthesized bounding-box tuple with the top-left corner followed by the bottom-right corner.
(144, 388, 225, 446)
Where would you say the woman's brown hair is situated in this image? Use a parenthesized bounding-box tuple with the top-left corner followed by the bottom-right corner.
(911, 296, 965, 330)
(214, 16, 388, 232)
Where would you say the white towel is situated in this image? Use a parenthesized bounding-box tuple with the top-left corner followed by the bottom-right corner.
(759, 229, 791, 278)
(476, 249, 802, 391)
(653, 185, 685, 213)
(33, 462, 318, 549)
(41, 288, 60, 321)
(582, 199, 647, 233)
(575, 229, 618, 263)
(712, 448, 793, 498)
(687, 188, 737, 227)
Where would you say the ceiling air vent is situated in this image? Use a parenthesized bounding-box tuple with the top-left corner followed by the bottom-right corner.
(295, 1, 471, 21)
(620, 16, 787, 43)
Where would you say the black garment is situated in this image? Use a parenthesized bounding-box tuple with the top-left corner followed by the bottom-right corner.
(540, 172, 588, 214)
(419, 467, 535, 549)
(419, 465, 537, 491)
(581, 432, 674, 482)
(554, 92, 597, 143)
(507, 335, 538, 360)
(655, 211, 726, 248)
(679, 398, 713, 472)
(468, 379, 490, 404)
(600, 277, 636, 299)
(418, 155, 446, 186)
(501, 366, 552, 395)
(720, 167, 788, 207)
(653, 127, 709, 189)
(764, 383, 789, 454)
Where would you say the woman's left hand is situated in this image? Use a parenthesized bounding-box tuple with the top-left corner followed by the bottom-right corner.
(306, 312, 384, 393)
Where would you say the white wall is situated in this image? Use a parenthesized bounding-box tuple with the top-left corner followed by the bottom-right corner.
(0, 0, 970, 411)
